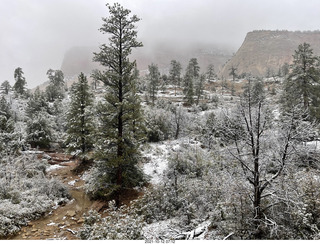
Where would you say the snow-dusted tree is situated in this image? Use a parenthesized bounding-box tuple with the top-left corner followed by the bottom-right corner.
(220, 85, 317, 238)
(195, 74, 205, 105)
(13, 67, 26, 95)
(169, 60, 182, 96)
(65, 73, 95, 157)
(0, 96, 16, 154)
(206, 64, 215, 82)
(282, 43, 320, 120)
(229, 65, 238, 82)
(25, 87, 49, 118)
(170, 104, 187, 139)
(242, 77, 265, 106)
(1, 81, 11, 95)
(91, 3, 146, 206)
(183, 58, 200, 105)
(26, 111, 53, 148)
(45, 69, 65, 102)
(147, 63, 160, 105)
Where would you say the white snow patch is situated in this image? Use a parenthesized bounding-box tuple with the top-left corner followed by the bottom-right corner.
(47, 222, 56, 226)
(306, 141, 320, 150)
(143, 140, 182, 185)
(46, 164, 65, 172)
(68, 180, 77, 186)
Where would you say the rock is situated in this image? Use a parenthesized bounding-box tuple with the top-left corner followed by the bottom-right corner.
(66, 210, 76, 217)
(32, 229, 37, 232)
(77, 218, 84, 224)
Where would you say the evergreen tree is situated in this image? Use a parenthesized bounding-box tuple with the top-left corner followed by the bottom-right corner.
(26, 111, 53, 149)
(147, 63, 160, 105)
(25, 87, 49, 118)
(0, 96, 17, 154)
(206, 64, 215, 82)
(169, 60, 182, 96)
(65, 73, 95, 157)
(282, 43, 320, 118)
(1, 81, 11, 95)
(45, 69, 65, 102)
(195, 74, 205, 105)
(13, 67, 26, 95)
(92, 3, 145, 205)
(183, 58, 199, 105)
(229, 65, 238, 82)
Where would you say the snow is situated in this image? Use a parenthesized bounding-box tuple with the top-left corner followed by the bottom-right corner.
(143, 143, 169, 184)
(46, 164, 65, 172)
(68, 180, 77, 186)
(305, 141, 320, 150)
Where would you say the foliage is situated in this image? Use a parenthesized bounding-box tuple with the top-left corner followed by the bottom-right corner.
(25, 87, 49, 118)
(78, 201, 145, 240)
(1, 81, 11, 95)
(0, 155, 69, 237)
(65, 73, 95, 156)
(25, 111, 53, 148)
(282, 43, 320, 119)
(90, 3, 146, 205)
(169, 60, 182, 95)
(147, 63, 161, 105)
(45, 69, 65, 102)
(13, 67, 27, 96)
(183, 58, 200, 105)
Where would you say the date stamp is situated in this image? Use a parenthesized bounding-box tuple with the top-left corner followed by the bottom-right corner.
(145, 239, 175, 244)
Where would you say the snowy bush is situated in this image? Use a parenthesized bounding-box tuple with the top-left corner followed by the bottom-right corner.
(136, 144, 221, 230)
(144, 106, 172, 142)
(78, 201, 145, 240)
(0, 155, 70, 237)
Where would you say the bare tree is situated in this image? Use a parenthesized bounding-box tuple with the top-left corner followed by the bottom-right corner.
(220, 84, 316, 238)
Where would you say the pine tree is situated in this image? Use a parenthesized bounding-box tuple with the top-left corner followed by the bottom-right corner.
(65, 73, 95, 157)
(206, 64, 215, 82)
(92, 3, 145, 205)
(0, 96, 17, 154)
(195, 74, 205, 105)
(169, 60, 182, 96)
(13, 67, 26, 95)
(45, 69, 65, 102)
(25, 87, 49, 118)
(183, 58, 199, 105)
(282, 43, 320, 119)
(1, 81, 11, 95)
(26, 111, 53, 149)
(147, 63, 160, 105)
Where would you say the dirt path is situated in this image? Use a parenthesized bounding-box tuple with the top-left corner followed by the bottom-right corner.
(10, 153, 103, 240)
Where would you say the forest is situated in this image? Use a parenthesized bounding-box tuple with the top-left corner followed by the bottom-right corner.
(1, 3, 320, 240)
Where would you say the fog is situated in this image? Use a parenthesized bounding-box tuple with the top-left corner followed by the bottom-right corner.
(1, 0, 320, 88)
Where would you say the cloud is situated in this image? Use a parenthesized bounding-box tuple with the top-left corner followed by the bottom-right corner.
(0, 0, 319, 88)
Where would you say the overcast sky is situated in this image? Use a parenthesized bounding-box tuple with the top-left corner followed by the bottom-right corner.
(1, 0, 320, 88)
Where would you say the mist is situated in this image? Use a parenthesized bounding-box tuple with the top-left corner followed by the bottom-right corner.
(1, 0, 320, 88)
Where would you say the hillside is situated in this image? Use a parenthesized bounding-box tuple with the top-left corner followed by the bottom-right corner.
(60, 43, 233, 78)
(219, 30, 320, 78)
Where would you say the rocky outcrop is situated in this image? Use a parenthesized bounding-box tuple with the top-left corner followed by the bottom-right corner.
(219, 30, 320, 78)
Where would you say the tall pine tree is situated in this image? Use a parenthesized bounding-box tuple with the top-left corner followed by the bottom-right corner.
(282, 43, 320, 119)
(92, 3, 145, 205)
(65, 73, 95, 158)
(13, 67, 26, 95)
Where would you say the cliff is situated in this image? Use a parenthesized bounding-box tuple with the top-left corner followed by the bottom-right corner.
(219, 30, 320, 78)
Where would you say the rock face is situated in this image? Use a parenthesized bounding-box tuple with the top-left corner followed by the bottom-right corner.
(219, 30, 320, 78)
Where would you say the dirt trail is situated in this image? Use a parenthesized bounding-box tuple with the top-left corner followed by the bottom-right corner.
(10, 153, 103, 240)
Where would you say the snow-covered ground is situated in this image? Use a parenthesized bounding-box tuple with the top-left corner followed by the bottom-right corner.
(142, 140, 182, 184)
